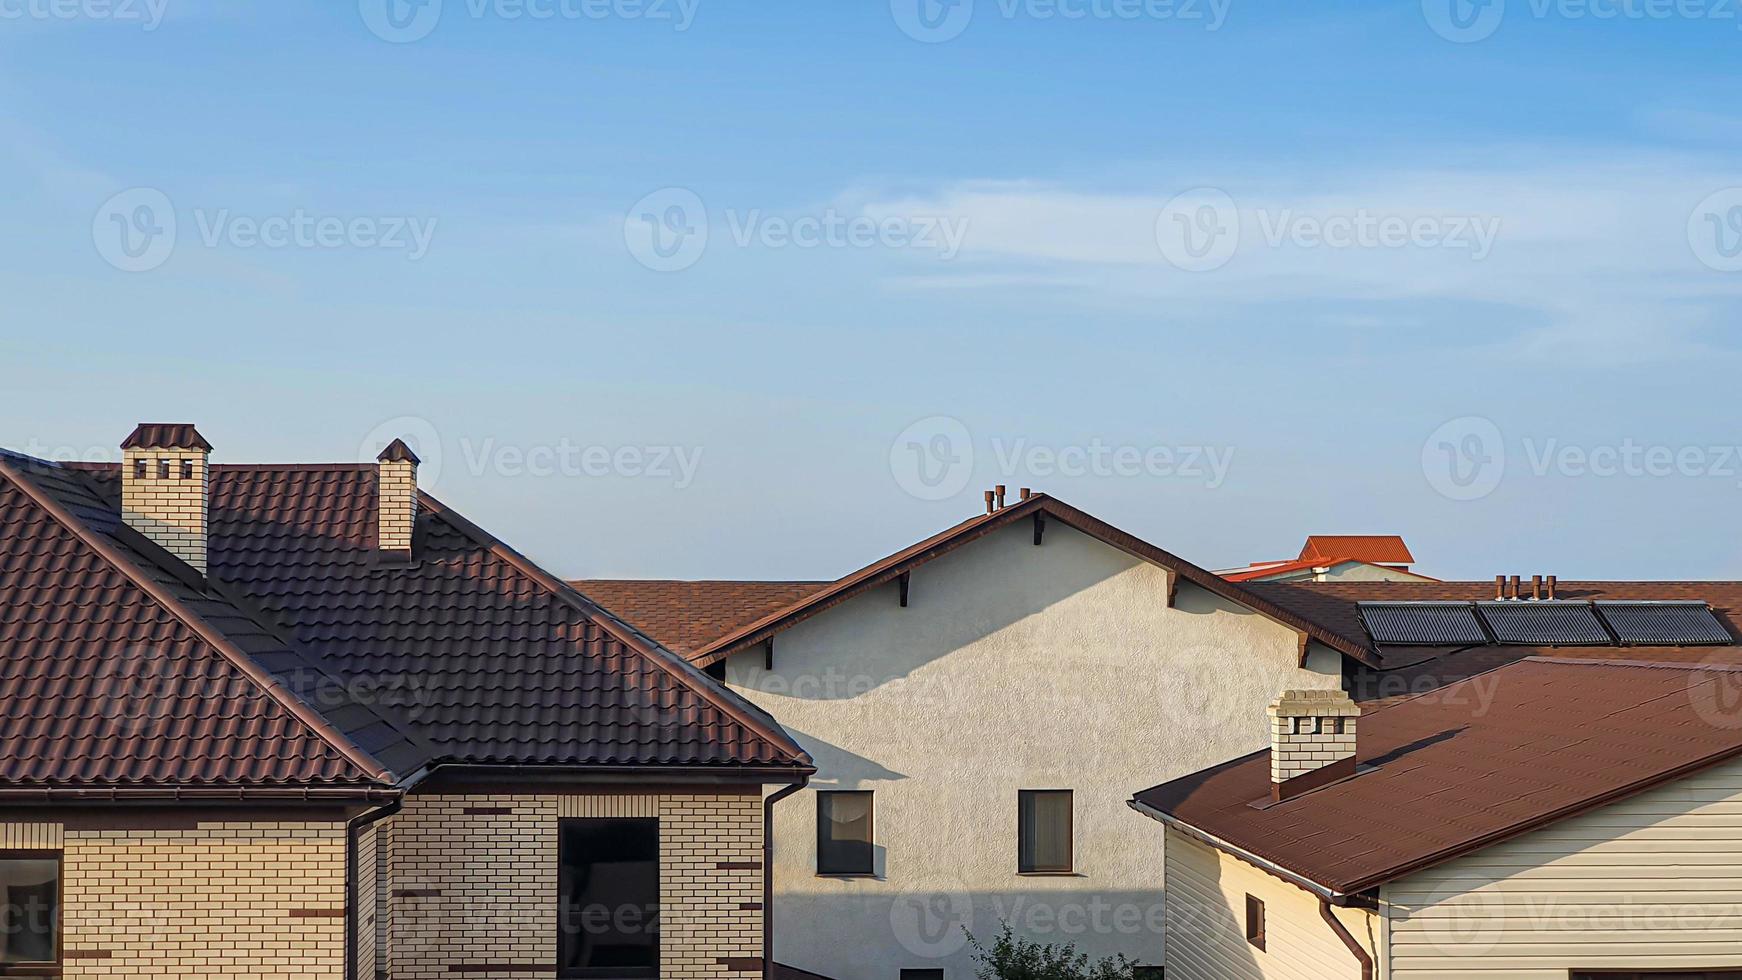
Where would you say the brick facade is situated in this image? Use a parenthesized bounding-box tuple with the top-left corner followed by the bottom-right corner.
(376, 458, 417, 556)
(0, 817, 347, 978)
(1267, 688, 1361, 783)
(119, 445, 210, 573)
(376, 791, 766, 980)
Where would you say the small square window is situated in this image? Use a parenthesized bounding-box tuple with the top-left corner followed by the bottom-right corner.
(156, 459, 170, 479)
(180, 459, 194, 480)
(0, 855, 60, 965)
(1244, 894, 1265, 951)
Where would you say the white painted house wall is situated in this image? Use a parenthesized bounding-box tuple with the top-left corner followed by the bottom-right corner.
(724, 520, 1343, 980)
(1163, 830, 1378, 980)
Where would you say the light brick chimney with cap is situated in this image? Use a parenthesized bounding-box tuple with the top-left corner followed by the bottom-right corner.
(119, 423, 213, 574)
(376, 438, 420, 561)
(1267, 689, 1361, 801)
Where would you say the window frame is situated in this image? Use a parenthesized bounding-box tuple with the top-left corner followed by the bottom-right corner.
(0, 850, 62, 970)
(556, 818, 661, 980)
(900, 970, 946, 980)
(815, 790, 875, 877)
(1244, 894, 1266, 951)
(1016, 789, 1074, 875)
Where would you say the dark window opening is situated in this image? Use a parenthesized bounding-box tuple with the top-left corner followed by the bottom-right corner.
(0, 856, 59, 965)
(817, 791, 873, 875)
(1018, 790, 1073, 873)
(558, 819, 659, 979)
(1133, 968, 1165, 980)
(901, 970, 945, 980)
(1244, 894, 1265, 951)
(180, 459, 194, 480)
(156, 459, 169, 479)
(133, 459, 146, 479)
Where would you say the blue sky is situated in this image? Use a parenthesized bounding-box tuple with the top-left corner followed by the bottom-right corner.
(5, 0, 1742, 580)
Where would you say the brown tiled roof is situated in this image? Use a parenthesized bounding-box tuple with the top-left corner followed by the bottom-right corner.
(1133, 658, 1742, 895)
(1247, 580, 1742, 668)
(572, 580, 829, 657)
(120, 423, 211, 451)
(0, 453, 809, 792)
(1299, 535, 1413, 564)
(681, 494, 1378, 668)
(0, 456, 390, 796)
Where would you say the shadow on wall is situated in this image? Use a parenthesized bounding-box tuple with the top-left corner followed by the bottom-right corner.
(789, 726, 909, 787)
(774, 887, 1185, 980)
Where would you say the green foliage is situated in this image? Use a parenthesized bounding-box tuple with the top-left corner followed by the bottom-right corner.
(966, 922, 1139, 980)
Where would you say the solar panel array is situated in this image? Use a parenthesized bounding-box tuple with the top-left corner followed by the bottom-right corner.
(1596, 601, 1733, 646)
(1359, 603, 1489, 645)
(1358, 599, 1736, 647)
(1478, 601, 1612, 645)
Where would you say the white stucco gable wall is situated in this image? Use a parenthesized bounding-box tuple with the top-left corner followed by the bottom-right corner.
(726, 519, 1343, 980)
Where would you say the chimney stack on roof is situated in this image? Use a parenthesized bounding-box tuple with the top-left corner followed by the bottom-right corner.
(119, 423, 212, 575)
(1019, 487, 1032, 501)
(1268, 689, 1360, 802)
(376, 438, 421, 562)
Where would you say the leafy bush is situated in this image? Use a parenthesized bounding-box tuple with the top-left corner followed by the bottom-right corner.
(966, 922, 1138, 980)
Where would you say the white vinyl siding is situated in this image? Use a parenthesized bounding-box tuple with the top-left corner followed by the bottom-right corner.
(1164, 829, 1373, 980)
(1385, 753, 1742, 978)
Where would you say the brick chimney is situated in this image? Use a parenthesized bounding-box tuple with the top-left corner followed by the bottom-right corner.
(1267, 689, 1360, 802)
(376, 438, 420, 561)
(120, 423, 213, 574)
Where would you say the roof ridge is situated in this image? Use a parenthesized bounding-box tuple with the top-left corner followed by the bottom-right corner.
(689, 494, 1379, 667)
(414, 489, 813, 770)
(0, 455, 396, 787)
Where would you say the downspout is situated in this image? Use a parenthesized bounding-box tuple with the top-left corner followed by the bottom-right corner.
(763, 778, 808, 980)
(347, 799, 404, 980)
(1318, 899, 1373, 980)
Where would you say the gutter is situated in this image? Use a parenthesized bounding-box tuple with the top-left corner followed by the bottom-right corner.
(346, 799, 403, 980)
(1318, 899, 1374, 980)
(762, 778, 808, 980)
(1126, 799, 1350, 904)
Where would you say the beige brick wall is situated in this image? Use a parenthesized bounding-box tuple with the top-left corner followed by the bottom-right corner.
(0, 817, 347, 978)
(120, 446, 210, 573)
(377, 459, 417, 554)
(384, 792, 765, 980)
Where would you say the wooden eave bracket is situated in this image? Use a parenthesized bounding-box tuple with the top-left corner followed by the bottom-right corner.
(897, 571, 910, 608)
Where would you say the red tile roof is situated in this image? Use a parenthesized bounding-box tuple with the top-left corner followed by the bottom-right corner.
(0, 452, 810, 794)
(1222, 557, 1436, 583)
(1299, 535, 1413, 564)
(572, 580, 829, 657)
(1134, 658, 1742, 895)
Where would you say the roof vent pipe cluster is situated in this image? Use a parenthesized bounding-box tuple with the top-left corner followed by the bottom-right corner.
(1494, 574, 1561, 600)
